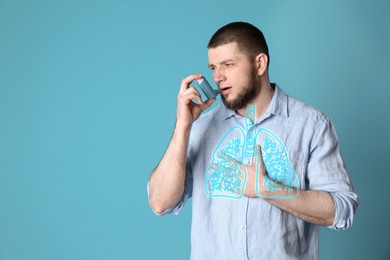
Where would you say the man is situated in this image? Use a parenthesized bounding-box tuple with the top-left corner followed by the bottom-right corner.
(148, 22, 359, 259)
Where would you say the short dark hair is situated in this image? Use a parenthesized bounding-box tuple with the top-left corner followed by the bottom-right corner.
(208, 22, 270, 67)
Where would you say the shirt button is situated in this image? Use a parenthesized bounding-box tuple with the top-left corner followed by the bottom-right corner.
(240, 224, 245, 230)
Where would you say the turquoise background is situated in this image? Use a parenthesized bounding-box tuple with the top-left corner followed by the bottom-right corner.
(1, 0, 389, 259)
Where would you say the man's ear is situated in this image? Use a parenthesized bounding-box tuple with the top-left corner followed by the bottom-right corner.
(255, 53, 268, 76)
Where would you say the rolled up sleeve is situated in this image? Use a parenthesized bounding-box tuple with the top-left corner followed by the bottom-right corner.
(328, 191, 359, 230)
(307, 115, 359, 230)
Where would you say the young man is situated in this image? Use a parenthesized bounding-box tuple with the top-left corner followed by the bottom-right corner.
(148, 22, 359, 259)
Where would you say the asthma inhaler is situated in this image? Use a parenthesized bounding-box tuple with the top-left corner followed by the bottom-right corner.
(196, 77, 220, 100)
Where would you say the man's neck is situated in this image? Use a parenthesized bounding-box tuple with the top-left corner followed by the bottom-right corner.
(236, 82, 275, 121)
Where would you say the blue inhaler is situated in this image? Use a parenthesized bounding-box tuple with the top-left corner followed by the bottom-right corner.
(196, 77, 220, 100)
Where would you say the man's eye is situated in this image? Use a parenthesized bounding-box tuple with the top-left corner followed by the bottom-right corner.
(225, 63, 234, 67)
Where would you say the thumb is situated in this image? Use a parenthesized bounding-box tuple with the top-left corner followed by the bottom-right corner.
(256, 145, 266, 171)
(255, 145, 262, 158)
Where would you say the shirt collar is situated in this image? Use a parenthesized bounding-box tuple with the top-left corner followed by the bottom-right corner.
(268, 83, 289, 118)
(219, 83, 289, 121)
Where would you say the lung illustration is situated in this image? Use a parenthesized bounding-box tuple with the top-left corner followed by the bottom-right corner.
(204, 126, 247, 199)
(204, 125, 300, 199)
(255, 128, 300, 198)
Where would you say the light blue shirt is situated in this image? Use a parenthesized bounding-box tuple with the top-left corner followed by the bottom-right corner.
(150, 84, 359, 260)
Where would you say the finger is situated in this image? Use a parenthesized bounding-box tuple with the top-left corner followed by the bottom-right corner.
(218, 154, 245, 171)
(179, 86, 203, 103)
(199, 98, 216, 111)
(220, 152, 242, 165)
(210, 163, 231, 171)
(179, 73, 203, 93)
(180, 87, 204, 105)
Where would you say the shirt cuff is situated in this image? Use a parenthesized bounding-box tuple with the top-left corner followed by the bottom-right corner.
(328, 191, 360, 230)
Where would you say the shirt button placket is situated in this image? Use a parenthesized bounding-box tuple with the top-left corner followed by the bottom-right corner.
(237, 197, 249, 260)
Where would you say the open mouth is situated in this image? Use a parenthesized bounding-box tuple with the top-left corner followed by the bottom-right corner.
(220, 86, 232, 94)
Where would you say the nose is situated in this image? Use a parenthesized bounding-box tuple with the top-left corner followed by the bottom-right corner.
(213, 67, 226, 85)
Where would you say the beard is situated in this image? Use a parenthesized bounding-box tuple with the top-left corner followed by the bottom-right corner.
(221, 69, 259, 111)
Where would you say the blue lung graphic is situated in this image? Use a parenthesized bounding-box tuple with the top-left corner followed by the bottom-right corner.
(204, 107, 300, 199)
(204, 126, 247, 199)
(255, 128, 300, 198)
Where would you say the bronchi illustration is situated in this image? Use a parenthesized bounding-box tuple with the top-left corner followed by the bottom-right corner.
(204, 104, 300, 199)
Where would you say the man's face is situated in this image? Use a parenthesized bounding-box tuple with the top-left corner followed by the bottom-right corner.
(208, 42, 259, 110)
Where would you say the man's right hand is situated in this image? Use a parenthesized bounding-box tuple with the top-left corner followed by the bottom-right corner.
(149, 74, 215, 215)
(176, 74, 216, 129)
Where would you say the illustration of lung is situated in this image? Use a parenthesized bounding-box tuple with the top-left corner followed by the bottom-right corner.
(255, 128, 300, 198)
(204, 126, 247, 199)
(204, 126, 300, 199)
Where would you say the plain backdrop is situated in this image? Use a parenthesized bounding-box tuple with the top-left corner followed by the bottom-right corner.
(1, 0, 389, 259)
